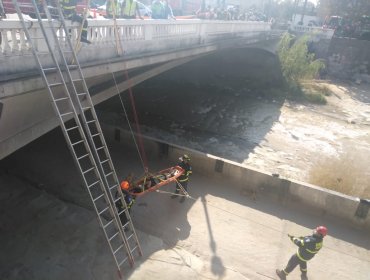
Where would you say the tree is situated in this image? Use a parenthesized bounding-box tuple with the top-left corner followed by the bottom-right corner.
(278, 33, 325, 88)
(317, 0, 370, 22)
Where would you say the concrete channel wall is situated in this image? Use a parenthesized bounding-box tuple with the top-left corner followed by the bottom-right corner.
(103, 125, 370, 231)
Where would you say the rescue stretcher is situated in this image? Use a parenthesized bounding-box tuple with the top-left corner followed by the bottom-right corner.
(128, 166, 184, 197)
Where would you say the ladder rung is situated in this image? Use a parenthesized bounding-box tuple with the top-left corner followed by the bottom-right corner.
(109, 184, 119, 191)
(49, 82, 63, 88)
(77, 92, 87, 96)
(103, 219, 114, 229)
(93, 193, 105, 202)
(130, 245, 138, 254)
(82, 107, 91, 111)
(92, 133, 101, 137)
(96, 146, 105, 151)
(82, 167, 95, 174)
(100, 159, 109, 165)
(77, 153, 89, 161)
(118, 209, 126, 216)
(118, 256, 129, 268)
(126, 233, 134, 240)
(60, 111, 73, 117)
(113, 244, 124, 255)
(108, 231, 119, 242)
(105, 171, 113, 177)
(71, 140, 84, 146)
(114, 197, 121, 204)
(54, 96, 68, 102)
(98, 206, 109, 215)
(86, 119, 96, 124)
(43, 67, 57, 72)
(72, 78, 83, 83)
(66, 125, 79, 132)
(88, 180, 100, 189)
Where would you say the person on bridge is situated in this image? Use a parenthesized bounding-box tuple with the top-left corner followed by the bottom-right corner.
(162, 0, 175, 20)
(122, 0, 143, 19)
(61, 0, 91, 44)
(171, 154, 192, 203)
(276, 226, 328, 280)
(151, 0, 164, 19)
(106, 0, 122, 18)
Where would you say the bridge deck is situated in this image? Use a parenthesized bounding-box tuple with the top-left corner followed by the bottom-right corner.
(0, 130, 369, 280)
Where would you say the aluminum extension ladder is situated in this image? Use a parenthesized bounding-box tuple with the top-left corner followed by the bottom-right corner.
(11, 0, 142, 275)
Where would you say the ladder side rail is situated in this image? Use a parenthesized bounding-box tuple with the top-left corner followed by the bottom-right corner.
(40, 0, 137, 266)
(12, 0, 132, 271)
(46, 0, 142, 261)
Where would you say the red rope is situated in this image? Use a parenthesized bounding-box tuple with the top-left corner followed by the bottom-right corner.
(124, 70, 148, 171)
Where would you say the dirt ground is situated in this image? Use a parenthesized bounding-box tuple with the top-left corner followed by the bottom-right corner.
(98, 78, 370, 198)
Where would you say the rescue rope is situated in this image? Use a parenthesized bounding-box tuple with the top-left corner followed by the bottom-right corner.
(108, 61, 148, 172)
(105, 3, 148, 172)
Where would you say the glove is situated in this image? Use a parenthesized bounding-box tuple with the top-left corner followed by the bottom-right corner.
(288, 234, 294, 241)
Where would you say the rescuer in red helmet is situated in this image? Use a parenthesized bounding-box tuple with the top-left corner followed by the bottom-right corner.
(276, 226, 328, 280)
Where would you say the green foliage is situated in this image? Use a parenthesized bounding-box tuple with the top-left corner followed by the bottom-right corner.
(278, 33, 325, 85)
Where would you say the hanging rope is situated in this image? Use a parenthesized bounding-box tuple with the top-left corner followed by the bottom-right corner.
(125, 70, 149, 171)
(108, 62, 148, 172)
(103, 0, 148, 173)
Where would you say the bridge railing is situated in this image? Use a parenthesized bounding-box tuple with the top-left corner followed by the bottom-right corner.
(0, 19, 271, 76)
(289, 24, 334, 40)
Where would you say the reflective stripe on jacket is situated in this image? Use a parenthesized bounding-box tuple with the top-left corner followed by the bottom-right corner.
(60, 0, 77, 15)
(293, 235, 323, 261)
(123, 0, 137, 17)
(107, 0, 121, 17)
(177, 161, 192, 182)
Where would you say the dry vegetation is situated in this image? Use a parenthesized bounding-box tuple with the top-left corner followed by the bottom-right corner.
(308, 148, 370, 198)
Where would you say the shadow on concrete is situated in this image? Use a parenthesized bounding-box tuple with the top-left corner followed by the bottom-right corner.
(200, 195, 225, 277)
(202, 175, 370, 251)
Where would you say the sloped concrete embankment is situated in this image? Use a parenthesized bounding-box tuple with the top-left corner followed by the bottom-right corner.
(105, 125, 370, 231)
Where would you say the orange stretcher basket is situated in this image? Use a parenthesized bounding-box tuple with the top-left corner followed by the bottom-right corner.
(128, 166, 184, 197)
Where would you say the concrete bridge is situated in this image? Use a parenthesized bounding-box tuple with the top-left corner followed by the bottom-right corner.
(0, 18, 278, 160)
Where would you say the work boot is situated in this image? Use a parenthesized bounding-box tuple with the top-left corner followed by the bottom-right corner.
(301, 272, 308, 280)
(81, 37, 91, 44)
(276, 269, 287, 280)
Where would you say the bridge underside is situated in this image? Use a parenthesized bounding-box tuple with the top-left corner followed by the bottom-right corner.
(0, 37, 279, 160)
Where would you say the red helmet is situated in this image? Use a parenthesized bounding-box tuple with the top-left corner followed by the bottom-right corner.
(120, 181, 130, 190)
(315, 226, 327, 237)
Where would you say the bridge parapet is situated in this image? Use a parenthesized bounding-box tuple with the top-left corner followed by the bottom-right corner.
(0, 19, 271, 77)
(290, 24, 334, 40)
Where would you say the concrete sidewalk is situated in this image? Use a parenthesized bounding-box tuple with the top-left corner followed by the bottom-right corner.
(127, 173, 370, 280)
(0, 130, 369, 280)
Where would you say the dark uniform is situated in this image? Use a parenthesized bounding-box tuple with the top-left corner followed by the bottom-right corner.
(115, 189, 134, 228)
(276, 226, 327, 280)
(172, 154, 192, 202)
(61, 0, 90, 43)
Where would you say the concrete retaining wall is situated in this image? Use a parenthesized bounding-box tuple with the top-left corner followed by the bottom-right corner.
(327, 37, 370, 83)
(103, 125, 370, 231)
